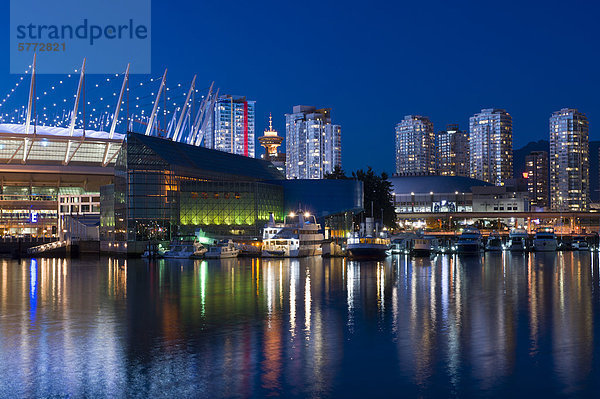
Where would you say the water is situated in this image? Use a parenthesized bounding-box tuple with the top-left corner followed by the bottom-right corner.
(1, 253, 600, 397)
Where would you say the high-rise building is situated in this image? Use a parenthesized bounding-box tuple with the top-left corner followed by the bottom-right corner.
(436, 124, 469, 177)
(469, 108, 513, 186)
(549, 108, 589, 211)
(285, 105, 341, 179)
(395, 115, 435, 176)
(203, 95, 256, 158)
(525, 151, 549, 208)
(258, 113, 286, 175)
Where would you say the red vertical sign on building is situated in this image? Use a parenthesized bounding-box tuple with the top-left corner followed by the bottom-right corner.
(243, 101, 248, 157)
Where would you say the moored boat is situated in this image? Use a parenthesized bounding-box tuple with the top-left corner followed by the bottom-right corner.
(455, 227, 483, 254)
(508, 228, 529, 252)
(163, 235, 206, 259)
(347, 217, 390, 259)
(572, 236, 589, 251)
(412, 235, 440, 255)
(485, 232, 503, 252)
(261, 211, 324, 257)
(205, 239, 240, 259)
(533, 227, 557, 252)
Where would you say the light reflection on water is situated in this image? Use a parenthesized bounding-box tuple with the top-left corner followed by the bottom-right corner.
(0, 253, 599, 397)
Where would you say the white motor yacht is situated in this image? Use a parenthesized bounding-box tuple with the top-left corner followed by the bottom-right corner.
(455, 227, 483, 254)
(163, 236, 206, 259)
(533, 227, 558, 252)
(261, 211, 324, 257)
(508, 228, 529, 252)
(205, 239, 240, 259)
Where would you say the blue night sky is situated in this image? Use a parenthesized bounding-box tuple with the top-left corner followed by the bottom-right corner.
(1, 0, 599, 174)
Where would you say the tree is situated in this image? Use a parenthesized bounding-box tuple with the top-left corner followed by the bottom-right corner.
(352, 167, 396, 229)
(324, 165, 349, 180)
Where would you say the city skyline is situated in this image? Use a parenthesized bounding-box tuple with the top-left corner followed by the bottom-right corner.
(1, 1, 598, 174)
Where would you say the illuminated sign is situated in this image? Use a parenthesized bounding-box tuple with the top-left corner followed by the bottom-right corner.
(30, 212, 38, 223)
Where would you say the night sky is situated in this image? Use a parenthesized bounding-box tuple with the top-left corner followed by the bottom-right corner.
(1, 0, 599, 174)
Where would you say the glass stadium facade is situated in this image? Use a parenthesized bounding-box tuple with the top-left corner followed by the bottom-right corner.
(112, 133, 285, 241)
(0, 124, 122, 236)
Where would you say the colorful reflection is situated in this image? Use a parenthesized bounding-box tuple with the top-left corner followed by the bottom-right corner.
(0, 253, 598, 397)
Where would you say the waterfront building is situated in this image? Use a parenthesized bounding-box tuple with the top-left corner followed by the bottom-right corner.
(390, 175, 492, 214)
(471, 185, 529, 213)
(395, 115, 435, 176)
(258, 114, 286, 175)
(112, 132, 284, 243)
(203, 95, 256, 158)
(549, 108, 589, 211)
(0, 124, 121, 237)
(102, 132, 361, 254)
(285, 105, 342, 179)
(436, 124, 469, 177)
(469, 108, 513, 186)
(525, 151, 549, 208)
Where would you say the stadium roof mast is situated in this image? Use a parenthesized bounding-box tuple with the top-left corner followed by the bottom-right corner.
(172, 75, 196, 143)
(145, 69, 167, 136)
(189, 83, 218, 147)
(64, 58, 86, 165)
(103, 63, 130, 166)
(22, 53, 36, 163)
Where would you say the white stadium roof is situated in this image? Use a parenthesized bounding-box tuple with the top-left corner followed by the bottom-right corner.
(0, 123, 124, 167)
(0, 123, 125, 140)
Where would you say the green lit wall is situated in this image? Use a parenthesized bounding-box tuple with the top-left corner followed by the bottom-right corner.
(114, 133, 286, 241)
(179, 181, 284, 234)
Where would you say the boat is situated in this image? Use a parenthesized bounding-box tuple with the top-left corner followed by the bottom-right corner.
(163, 236, 206, 259)
(572, 236, 589, 251)
(141, 243, 166, 258)
(321, 240, 344, 257)
(234, 241, 262, 257)
(412, 235, 440, 255)
(205, 239, 240, 259)
(508, 228, 529, 252)
(387, 233, 417, 255)
(347, 217, 391, 259)
(455, 227, 483, 254)
(261, 211, 324, 257)
(533, 227, 558, 252)
(485, 232, 503, 252)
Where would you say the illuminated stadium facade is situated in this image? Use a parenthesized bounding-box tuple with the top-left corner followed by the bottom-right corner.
(0, 56, 363, 245)
(0, 123, 123, 236)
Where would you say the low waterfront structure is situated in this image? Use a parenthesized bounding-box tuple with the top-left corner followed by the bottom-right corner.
(101, 132, 362, 254)
(389, 175, 598, 232)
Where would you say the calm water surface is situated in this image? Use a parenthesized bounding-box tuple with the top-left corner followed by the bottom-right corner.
(1, 253, 600, 397)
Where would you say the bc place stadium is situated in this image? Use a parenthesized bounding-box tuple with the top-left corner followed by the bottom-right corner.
(0, 56, 362, 255)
